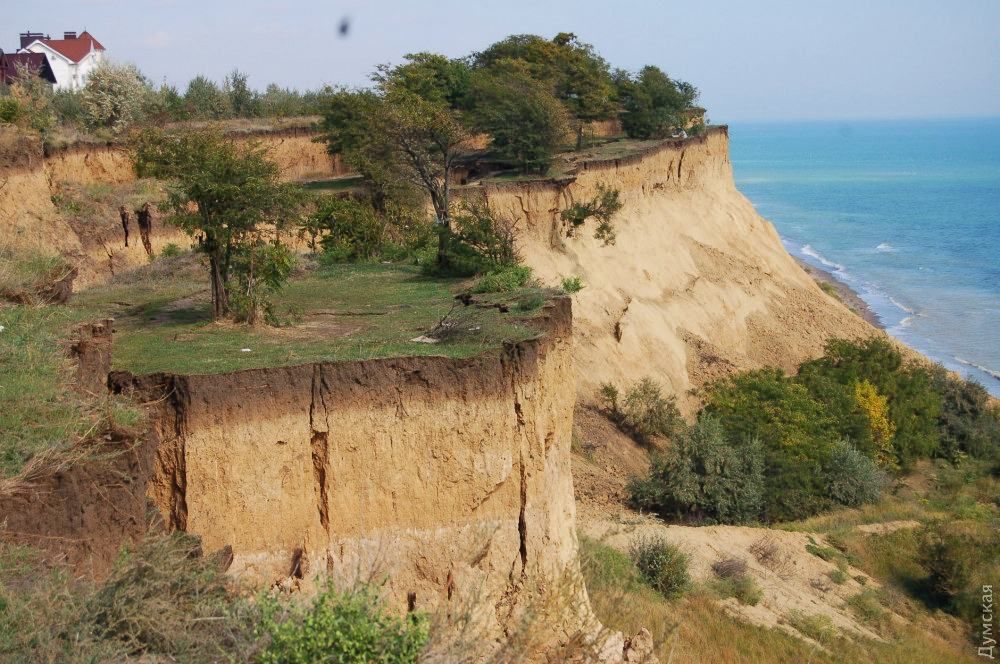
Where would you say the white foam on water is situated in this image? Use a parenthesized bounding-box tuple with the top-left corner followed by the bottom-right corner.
(875, 242, 895, 253)
(887, 296, 915, 315)
(954, 357, 1000, 383)
(802, 244, 846, 274)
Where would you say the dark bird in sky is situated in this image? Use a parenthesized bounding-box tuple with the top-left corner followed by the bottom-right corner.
(339, 17, 350, 37)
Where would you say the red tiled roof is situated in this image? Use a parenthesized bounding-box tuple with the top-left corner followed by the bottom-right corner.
(38, 31, 104, 63)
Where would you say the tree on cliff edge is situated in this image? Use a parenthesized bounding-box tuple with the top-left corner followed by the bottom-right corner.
(131, 129, 301, 320)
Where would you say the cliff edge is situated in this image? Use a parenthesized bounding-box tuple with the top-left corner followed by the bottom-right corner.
(471, 128, 876, 412)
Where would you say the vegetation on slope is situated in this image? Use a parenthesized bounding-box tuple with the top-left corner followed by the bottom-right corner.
(0, 533, 429, 662)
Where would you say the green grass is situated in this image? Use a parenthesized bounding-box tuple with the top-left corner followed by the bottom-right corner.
(76, 261, 540, 375)
(0, 305, 95, 476)
(2, 256, 544, 476)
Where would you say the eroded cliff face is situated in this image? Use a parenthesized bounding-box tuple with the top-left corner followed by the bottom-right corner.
(468, 128, 875, 413)
(0, 129, 340, 287)
(100, 298, 591, 649)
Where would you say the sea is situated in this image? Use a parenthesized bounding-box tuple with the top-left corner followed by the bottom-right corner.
(729, 118, 1000, 395)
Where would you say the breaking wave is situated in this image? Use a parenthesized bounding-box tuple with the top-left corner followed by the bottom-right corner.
(954, 357, 1000, 383)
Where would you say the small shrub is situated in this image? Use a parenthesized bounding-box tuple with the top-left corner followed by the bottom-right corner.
(711, 557, 748, 580)
(158, 243, 183, 259)
(450, 202, 519, 273)
(0, 97, 21, 124)
(787, 611, 837, 645)
(917, 519, 1000, 627)
(846, 589, 887, 625)
(259, 586, 428, 664)
(805, 541, 844, 564)
(828, 569, 849, 585)
(749, 534, 795, 580)
(515, 292, 544, 312)
(629, 534, 690, 599)
(714, 575, 763, 606)
(560, 184, 623, 245)
(826, 439, 886, 507)
(606, 377, 683, 445)
(561, 276, 584, 293)
(471, 265, 532, 294)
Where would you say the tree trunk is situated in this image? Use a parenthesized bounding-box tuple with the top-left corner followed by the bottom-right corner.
(433, 180, 451, 269)
(209, 253, 229, 319)
(576, 123, 585, 151)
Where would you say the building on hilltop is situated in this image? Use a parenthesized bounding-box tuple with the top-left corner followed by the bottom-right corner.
(17, 30, 105, 91)
(0, 50, 57, 86)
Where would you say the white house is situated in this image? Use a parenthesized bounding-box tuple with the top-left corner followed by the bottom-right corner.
(18, 31, 105, 91)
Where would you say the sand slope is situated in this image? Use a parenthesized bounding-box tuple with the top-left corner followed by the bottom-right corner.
(469, 128, 876, 412)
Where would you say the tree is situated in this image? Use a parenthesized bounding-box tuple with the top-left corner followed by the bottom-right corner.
(320, 85, 469, 269)
(81, 61, 147, 132)
(853, 379, 896, 468)
(616, 66, 699, 139)
(373, 53, 471, 109)
(184, 76, 231, 119)
(224, 69, 260, 118)
(702, 368, 839, 521)
(9, 63, 55, 134)
(467, 60, 569, 173)
(131, 129, 301, 319)
(798, 337, 942, 468)
(474, 33, 616, 148)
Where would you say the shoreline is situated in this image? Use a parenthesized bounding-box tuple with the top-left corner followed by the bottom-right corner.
(795, 257, 884, 329)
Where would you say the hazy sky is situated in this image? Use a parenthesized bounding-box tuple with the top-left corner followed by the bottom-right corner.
(6, 0, 999, 121)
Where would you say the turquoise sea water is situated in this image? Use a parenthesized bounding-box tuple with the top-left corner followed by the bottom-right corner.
(729, 118, 1000, 395)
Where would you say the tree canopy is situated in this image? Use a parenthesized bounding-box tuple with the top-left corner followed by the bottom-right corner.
(131, 129, 301, 321)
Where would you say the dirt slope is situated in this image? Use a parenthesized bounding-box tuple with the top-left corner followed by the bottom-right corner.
(0, 128, 339, 288)
(469, 128, 876, 413)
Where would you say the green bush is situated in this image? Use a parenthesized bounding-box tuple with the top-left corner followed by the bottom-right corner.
(846, 590, 887, 625)
(702, 368, 837, 521)
(629, 534, 690, 599)
(471, 265, 532, 293)
(825, 439, 886, 507)
(787, 611, 837, 645)
(0, 97, 21, 124)
(446, 202, 520, 275)
(515, 292, 545, 312)
(917, 519, 1000, 627)
(603, 377, 683, 445)
(628, 417, 764, 524)
(560, 185, 623, 246)
(828, 569, 849, 585)
(714, 575, 763, 606)
(312, 197, 389, 263)
(260, 586, 428, 664)
(931, 366, 1000, 461)
(158, 243, 183, 259)
(561, 276, 584, 293)
(797, 337, 942, 468)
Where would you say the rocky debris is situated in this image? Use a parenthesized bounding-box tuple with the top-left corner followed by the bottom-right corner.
(623, 628, 658, 663)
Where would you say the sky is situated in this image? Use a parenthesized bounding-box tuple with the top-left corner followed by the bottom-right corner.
(5, 0, 999, 122)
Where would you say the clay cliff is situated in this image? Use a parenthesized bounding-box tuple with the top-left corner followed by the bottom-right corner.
(467, 127, 875, 413)
(2, 299, 610, 655)
(0, 128, 341, 288)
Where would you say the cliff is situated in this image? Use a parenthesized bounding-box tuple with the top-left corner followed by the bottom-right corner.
(2, 298, 607, 654)
(467, 127, 875, 412)
(0, 128, 341, 288)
